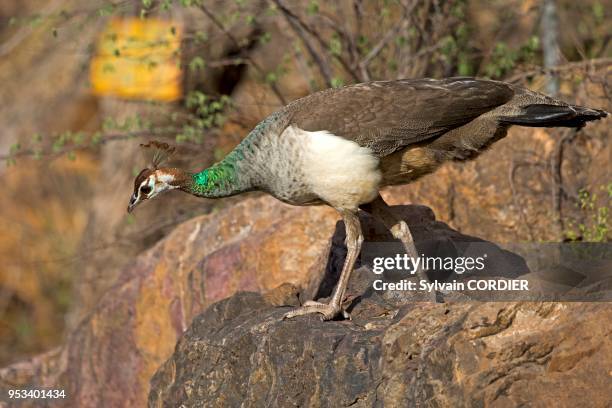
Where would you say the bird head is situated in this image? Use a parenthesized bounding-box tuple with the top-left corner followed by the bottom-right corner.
(127, 141, 180, 214)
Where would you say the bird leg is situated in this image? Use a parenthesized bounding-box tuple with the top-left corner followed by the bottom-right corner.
(283, 209, 363, 321)
(361, 195, 440, 302)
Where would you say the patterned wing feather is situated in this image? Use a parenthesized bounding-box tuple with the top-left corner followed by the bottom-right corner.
(285, 77, 515, 157)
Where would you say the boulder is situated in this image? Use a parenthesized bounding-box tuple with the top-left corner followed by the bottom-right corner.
(149, 292, 612, 407)
(149, 284, 611, 407)
(2, 198, 609, 407)
(148, 206, 612, 407)
(0, 196, 337, 407)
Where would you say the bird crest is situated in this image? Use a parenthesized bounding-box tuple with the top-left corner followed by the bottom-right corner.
(140, 140, 176, 169)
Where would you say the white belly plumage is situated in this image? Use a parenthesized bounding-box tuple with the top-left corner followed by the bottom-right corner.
(287, 126, 382, 209)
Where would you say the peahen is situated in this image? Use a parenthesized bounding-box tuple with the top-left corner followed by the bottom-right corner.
(127, 77, 607, 320)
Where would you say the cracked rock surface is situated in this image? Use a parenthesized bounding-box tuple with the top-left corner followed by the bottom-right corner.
(149, 278, 611, 407)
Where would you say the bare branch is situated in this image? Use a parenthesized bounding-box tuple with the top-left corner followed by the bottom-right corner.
(273, 0, 361, 83)
(272, 0, 333, 87)
(359, 18, 409, 80)
(508, 159, 540, 241)
(550, 129, 578, 240)
(540, 0, 561, 95)
(198, 3, 287, 105)
(505, 58, 612, 83)
(0, 128, 184, 162)
(308, 10, 362, 81)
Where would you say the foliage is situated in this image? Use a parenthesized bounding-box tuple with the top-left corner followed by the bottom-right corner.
(3, 0, 610, 164)
(565, 184, 611, 242)
(483, 37, 540, 79)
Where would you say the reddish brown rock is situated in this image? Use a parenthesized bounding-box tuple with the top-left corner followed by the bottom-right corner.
(148, 285, 612, 407)
(146, 207, 611, 407)
(0, 196, 338, 407)
(2, 199, 609, 407)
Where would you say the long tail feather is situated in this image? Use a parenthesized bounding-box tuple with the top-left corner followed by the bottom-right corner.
(499, 104, 608, 128)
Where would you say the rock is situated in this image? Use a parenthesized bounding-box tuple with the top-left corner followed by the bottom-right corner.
(149, 287, 611, 407)
(0, 196, 338, 407)
(148, 208, 612, 407)
(2, 198, 609, 407)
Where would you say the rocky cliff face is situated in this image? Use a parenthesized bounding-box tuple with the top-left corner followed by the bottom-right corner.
(0, 196, 337, 407)
(148, 282, 611, 407)
(144, 205, 612, 407)
(1, 194, 610, 407)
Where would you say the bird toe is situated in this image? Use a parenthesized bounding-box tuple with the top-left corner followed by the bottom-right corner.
(282, 301, 346, 321)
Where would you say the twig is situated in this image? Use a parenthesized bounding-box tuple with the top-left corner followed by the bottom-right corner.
(291, 39, 318, 93)
(396, 42, 444, 80)
(0, 128, 182, 162)
(509, 159, 538, 240)
(273, 0, 360, 83)
(540, 0, 561, 95)
(202, 57, 246, 68)
(358, 17, 410, 80)
(309, 10, 362, 82)
(198, 3, 287, 105)
(505, 58, 612, 83)
(272, 0, 333, 87)
(350, 0, 364, 70)
(550, 128, 578, 240)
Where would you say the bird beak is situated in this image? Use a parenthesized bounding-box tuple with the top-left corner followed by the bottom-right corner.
(127, 194, 139, 214)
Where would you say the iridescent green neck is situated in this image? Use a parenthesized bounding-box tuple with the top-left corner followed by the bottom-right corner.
(188, 150, 252, 198)
(187, 112, 285, 198)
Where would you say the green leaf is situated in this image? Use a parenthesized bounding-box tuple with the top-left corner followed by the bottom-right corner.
(189, 56, 205, 72)
(91, 132, 102, 144)
(195, 31, 208, 43)
(394, 35, 407, 47)
(458, 58, 472, 76)
(98, 4, 115, 17)
(265, 72, 278, 84)
(259, 32, 272, 45)
(160, 0, 172, 10)
(328, 36, 342, 57)
(29, 15, 43, 28)
(9, 143, 21, 153)
(593, 1, 604, 23)
(527, 35, 539, 50)
(331, 77, 344, 88)
(307, 1, 319, 15)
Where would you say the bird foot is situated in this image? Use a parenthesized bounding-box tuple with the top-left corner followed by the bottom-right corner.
(282, 300, 350, 321)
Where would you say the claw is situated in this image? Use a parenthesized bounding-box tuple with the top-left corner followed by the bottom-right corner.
(282, 301, 349, 321)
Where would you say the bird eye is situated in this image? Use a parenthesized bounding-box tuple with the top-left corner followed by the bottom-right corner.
(140, 185, 152, 195)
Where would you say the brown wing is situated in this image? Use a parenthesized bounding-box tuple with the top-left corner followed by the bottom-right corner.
(285, 77, 515, 157)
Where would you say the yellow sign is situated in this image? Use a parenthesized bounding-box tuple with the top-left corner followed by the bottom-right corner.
(90, 18, 182, 102)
